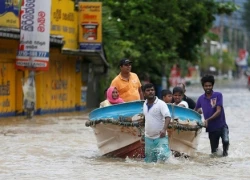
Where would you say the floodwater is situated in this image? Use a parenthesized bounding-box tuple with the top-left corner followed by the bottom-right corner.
(0, 77, 250, 180)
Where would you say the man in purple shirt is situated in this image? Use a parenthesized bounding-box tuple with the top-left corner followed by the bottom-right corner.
(195, 75, 229, 157)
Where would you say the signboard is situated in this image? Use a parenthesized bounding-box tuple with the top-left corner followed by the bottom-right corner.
(78, 2, 102, 51)
(16, 0, 51, 71)
(50, 0, 78, 50)
(0, 0, 21, 28)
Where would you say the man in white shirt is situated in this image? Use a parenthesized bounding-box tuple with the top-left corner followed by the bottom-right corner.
(143, 83, 171, 163)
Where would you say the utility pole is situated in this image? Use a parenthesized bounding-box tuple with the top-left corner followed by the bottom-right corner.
(228, 0, 235, 79)
(229, 18, 233, 53)
(228, 0, 234, 54)
(244, 31, 248, 50)
(219, 0, 224, 78)
(234, 29, 238, 54)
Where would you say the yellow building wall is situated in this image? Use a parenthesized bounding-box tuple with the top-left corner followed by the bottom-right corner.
(0, 0, 86, 116)
(0, 38, 21, 116)
(36, 48, 77, 113)
(0, 40, 80, 116)
(15, 70, 24, 115)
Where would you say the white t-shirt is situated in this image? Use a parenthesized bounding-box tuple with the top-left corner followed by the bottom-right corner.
(143, 97, 171, 139)
(173, 100, 189, 108)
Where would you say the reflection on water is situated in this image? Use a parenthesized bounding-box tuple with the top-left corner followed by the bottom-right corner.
(0, 79, 250, 179)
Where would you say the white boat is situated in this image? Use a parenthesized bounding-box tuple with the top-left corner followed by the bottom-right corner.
(86, 101, 203, 158)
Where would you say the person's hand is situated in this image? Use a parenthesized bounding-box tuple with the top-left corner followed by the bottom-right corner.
(204, 120, 208, 127)
(160, 129, 166, 138)
(197, 108, 203, 114)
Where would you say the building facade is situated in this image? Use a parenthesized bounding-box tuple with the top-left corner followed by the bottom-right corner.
(0, 0, 107, 117)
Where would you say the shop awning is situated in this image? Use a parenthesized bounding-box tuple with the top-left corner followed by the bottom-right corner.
(62, 48, 109, 67)
(0, 27, 64, 46)
(0, 27, 108, 69)
(0, 27, 20, 39)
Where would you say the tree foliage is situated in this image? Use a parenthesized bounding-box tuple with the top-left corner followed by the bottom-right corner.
(199, 51, 235, 74)
(100, 0, 218, 82)
(217, 2, 240, 15)
(91, 0, 239, 93)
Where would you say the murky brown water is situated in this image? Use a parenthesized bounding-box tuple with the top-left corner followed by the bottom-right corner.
(0, 77, 250, 180)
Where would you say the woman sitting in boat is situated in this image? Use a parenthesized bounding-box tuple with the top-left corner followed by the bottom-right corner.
(100, 86, 124, 108)
(172, 86, 188, 108)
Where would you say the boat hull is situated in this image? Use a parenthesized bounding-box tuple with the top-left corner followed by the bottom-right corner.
(88, 101, 202, 158)
(169, 129, 202, 157)
(92, 123, 145, 158)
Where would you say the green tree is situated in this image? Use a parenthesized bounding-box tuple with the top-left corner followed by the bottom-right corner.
(102, 0, 188, 84)
(100, 5, 141, 100)
(108, 1, 237, 80)
(84, 0, 238, 89)
(199, 51, 235, 75)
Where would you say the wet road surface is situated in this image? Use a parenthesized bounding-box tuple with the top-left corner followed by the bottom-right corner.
(0, 77, 250, 180)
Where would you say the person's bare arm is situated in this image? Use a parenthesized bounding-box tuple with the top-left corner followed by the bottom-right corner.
(204, 106, 221, 127)
(195, 108, 202, 114)
(160, 116, 171, 138)
(138, 87, 144, 100)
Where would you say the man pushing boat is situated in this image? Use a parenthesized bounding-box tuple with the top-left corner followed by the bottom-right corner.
(142, 83, 171, 163)
(195, 75, 230, 157)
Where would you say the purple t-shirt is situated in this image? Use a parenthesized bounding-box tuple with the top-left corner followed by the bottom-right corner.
(196, 91, 227, 132)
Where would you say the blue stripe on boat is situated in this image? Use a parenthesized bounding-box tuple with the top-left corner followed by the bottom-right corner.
(89, 100, 202, 123)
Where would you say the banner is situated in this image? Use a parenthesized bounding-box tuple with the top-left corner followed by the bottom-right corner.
(50, 0, 78, 50)
(0, 0, 21, 28)
(22, 73, 36, 116)
(78, 2, 102, 51)
(16, 0, 51, 71)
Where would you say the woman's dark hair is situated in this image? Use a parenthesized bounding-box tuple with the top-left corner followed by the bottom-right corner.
(161, 89, 172, 98)
(173, 86, 184, 95)
(104, 87, 109, 94)
(201, 75, 215, 86)
(143, 83, 154, 92)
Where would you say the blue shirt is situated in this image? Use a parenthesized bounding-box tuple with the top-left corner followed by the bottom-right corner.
(196, 91, 227, 132)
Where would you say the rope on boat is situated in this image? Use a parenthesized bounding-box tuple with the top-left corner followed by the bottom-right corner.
(168, 122, 204, 131)
(85, 118, 204, 132)
(85, 118, 144, 128)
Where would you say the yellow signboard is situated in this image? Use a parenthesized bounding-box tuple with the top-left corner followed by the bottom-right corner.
(78, 2, 102, 45)
(0, 0, 20, 28)
(50, 0, 78, 50)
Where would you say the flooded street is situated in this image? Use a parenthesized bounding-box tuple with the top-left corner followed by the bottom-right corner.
(0, 78, 250, 180)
